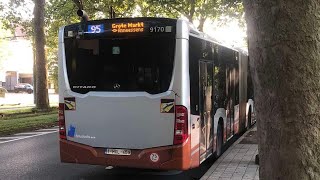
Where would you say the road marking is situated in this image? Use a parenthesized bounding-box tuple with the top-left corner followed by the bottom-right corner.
(0, 136, 29, 140)
(15, 132, 40, 135)
(0, 128, 58, 144)
(35, 127, 58, 132)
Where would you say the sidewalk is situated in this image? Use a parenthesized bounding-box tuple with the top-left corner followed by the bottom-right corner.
(201, 126, 259, 180)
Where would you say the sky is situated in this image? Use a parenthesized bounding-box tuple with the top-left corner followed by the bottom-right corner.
(0, 38, 33, 81)
(0, 0, 34, 17)
(133, 4, 247, 49)
(202, 19, 246, 49)
(0, 0, 34, 81)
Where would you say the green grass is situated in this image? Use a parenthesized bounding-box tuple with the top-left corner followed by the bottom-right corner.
(0, 108, 58, 136)
(1, 106, 58, 113)
(1, 107, 57, 118)
(0, 108, 35, 114)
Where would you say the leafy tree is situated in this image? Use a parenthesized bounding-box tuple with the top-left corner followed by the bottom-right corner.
(45, 0, 138, 91)
(0, 0, 49, 109)
(140, 0, 243, 31)
(1, 0, 245, 95)
(0, 0, 33, 35)
(45, 0, 77, 94)
(244, 0, 320, 179)
(0, 23, 13, 72)
(1, 0, 137, 95)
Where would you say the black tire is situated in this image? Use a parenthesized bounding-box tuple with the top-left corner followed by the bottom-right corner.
(248, 108, 252, 128)
(216, 124, 223, 157)
(27, 89, 33, 94)
(14, 90, 19, 93)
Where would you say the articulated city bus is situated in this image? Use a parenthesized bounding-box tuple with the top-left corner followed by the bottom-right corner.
(58, 17, 255, 170)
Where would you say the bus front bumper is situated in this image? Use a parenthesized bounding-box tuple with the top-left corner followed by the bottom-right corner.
(59, 139, 192, 170)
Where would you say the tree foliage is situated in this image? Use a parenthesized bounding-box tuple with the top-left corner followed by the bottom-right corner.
(0, 24, 13, 72)
(44, 0, 138, 91)
(139, 0, 243, 31)
(0, 0, 244, 91)
(0, 0, 33, 35)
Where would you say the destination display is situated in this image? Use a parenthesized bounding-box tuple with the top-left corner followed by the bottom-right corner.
(111, 22, 144, 33)
(86, 21, 173, 35)
(65, 18, 177, 38)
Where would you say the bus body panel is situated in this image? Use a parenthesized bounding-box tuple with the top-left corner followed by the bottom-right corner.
(58, 26, 67, 103)
(60, 138, 192, 170)
(234, 104, 240, 134)
(190, 114, 200, 168)
(63, 93, 176, 149)
(171, 20, 190, 108)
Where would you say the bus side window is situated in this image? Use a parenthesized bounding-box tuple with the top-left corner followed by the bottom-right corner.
(235, 52, 239, 105)
(189, 36, 201, 115)
(215, 46, 227, 109)
(137, 67, 145, 85)
(247, 57, 254, 100)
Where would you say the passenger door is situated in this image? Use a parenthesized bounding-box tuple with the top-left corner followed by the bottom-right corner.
(199, 60, 214, 159)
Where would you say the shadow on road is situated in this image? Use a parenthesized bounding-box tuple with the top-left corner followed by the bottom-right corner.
(72, 160, 216, 180)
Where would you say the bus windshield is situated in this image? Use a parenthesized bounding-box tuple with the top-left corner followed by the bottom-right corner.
(64, 35, 176, 94)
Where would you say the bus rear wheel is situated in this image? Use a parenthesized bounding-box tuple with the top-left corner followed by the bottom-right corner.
(216, 125, 223, 157)
(248, 108, 252, 129)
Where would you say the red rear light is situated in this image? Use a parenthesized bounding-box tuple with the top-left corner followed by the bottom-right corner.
(174, 105, 188, 145)
(59, 103, 66, 139)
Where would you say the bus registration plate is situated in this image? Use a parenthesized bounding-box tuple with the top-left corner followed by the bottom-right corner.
(105, 149, 131, 156)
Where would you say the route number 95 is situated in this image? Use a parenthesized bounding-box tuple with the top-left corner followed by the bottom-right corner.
(88, 24, 104, 33)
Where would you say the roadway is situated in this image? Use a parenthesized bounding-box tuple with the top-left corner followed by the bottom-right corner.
(0, 131, 214, 180)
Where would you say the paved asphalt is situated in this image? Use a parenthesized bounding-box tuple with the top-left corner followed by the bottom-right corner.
(0, 132, 215, 180)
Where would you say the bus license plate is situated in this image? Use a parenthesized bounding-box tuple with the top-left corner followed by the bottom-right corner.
(105, 149, 131, 156)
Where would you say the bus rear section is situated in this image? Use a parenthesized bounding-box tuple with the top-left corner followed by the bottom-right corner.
(58, 18, 192, 170)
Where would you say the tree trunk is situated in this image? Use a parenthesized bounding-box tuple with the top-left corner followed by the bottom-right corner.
(32, 44, 37, 104)
(198, 17, 206, 32)
(189, 0, 196, 23)
(243, 0, 320, 179)
(34, 0, 49, 110)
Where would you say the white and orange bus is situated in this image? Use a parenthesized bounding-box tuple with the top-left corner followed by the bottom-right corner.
(58, 17, 255, 170)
